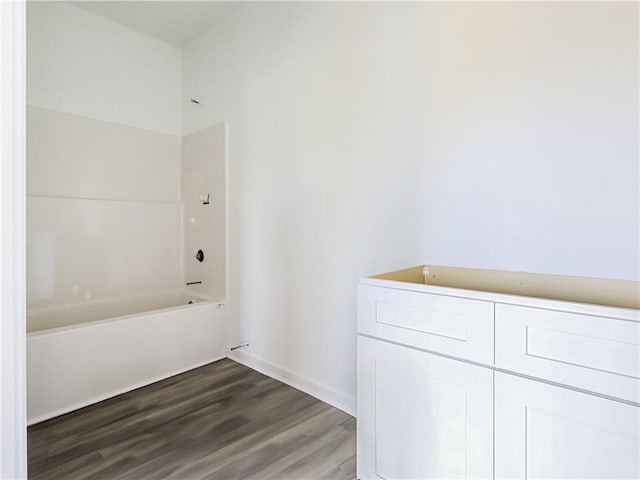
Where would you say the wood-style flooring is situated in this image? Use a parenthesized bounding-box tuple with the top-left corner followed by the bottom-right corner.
(28, 359, 356, 479)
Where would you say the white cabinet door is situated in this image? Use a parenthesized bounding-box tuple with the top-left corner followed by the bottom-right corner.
(357, 335, 493, 480)
(495, 372, 640, 480)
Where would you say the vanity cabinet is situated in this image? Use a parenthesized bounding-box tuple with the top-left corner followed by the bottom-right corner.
(357, 265, 640, 480)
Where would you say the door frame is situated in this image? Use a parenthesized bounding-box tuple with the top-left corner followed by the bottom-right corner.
(0, 0, 27, 478)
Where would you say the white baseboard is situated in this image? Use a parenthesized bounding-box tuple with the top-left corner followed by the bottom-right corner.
(228, 349, 356, 417)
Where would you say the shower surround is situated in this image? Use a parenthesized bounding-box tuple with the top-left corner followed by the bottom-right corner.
(26, 106, 227, 424)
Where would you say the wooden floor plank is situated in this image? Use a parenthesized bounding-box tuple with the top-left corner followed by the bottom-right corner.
(201, 407, 349, 479)
(28, 359, 356, 480)
(315, 456, 357, 480)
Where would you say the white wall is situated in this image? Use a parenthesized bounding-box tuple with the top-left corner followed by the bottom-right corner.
(26, 3, 184, 311)
(183, 2, 638, 413)
(27, 1, 182, 135)
(413, 2, 639, 281)
(183, 2, 424, 412)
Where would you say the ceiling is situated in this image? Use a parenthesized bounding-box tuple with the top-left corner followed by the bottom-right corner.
(72, 1, 241, 48)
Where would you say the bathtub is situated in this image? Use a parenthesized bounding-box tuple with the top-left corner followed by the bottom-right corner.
(27, 290, 226, 425)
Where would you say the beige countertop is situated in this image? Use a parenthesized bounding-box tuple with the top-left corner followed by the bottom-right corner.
(369, 264, 640, 311)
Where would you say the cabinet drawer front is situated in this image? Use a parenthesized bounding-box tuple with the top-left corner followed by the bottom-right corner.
(495, 303, 640, 403)
(358, 284, 494, 364)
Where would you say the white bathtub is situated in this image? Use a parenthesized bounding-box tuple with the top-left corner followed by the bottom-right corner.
(27, 290, 226, 425)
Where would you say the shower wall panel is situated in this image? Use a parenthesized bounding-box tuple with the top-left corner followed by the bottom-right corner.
(26, 107, 183, 310)
(27, 197, 182, 310)
(182, 123, 226, 299)
(27, 106, 180, 202)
